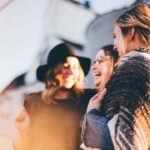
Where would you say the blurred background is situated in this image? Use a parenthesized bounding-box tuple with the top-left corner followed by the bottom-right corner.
(0, 0, 149, 92)
(0, 0, 150, 149)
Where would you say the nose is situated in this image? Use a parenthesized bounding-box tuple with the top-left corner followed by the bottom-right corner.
(113, 46, 117, 52)
(92, 65, 96, 71)
(92, 61, 99, 71)
(63, 67, 73, 75)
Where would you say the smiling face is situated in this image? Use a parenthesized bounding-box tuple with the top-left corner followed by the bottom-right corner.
(113, 24, 128, 57)
(92, 50, 114, 91)
(54, 56, 80, 89)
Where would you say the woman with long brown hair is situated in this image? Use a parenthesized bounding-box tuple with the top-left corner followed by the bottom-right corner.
(91, 45, 118, 91)
(81, 45, 118, 150)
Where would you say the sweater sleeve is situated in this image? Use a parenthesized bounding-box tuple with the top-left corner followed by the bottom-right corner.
(101, 51, 150, 119)
(105, 51, 150, 149)
(108, 107, 150, 150)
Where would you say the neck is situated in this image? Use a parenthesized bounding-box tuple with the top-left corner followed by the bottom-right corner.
(127, 41, 150, 54)
(138, 44, 150, 49)
(127, 32, 150, 52)
(52, 87, 79, 102)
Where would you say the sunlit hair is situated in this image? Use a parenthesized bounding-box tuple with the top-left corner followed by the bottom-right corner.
(42, 57, 85, 104)
(101, 45, 119, 69)
(69, 57, 85, 89)
(116, 3, 150, 45)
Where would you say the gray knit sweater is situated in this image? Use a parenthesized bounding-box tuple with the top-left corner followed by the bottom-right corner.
(101, 48, 150, 149)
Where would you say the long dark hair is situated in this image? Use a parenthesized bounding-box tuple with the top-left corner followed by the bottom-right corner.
(102, 45, 119, 68)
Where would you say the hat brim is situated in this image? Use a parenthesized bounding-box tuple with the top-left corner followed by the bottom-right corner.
(37, 55, 91, 82)
(37, 64, 49, 82)
(76, 56, 91, 76)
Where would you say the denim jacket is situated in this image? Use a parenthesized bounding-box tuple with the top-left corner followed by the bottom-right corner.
(81, 109, 114, 150)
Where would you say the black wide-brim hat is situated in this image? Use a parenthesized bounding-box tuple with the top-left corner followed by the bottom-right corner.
(37, 43, 91, 82)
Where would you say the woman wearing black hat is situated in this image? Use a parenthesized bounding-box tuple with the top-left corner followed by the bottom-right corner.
(13, 43, 96, 150)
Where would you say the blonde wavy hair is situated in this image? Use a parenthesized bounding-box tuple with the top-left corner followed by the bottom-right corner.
(116, 3, 150, 46)
(42, 58, 85, 104)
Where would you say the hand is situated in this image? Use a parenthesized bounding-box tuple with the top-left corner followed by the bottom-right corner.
(86, 88, 107, 113)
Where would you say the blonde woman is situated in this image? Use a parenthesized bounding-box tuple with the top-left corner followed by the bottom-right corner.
(13, 43, 95, 150)
(84, 3, 150, 150)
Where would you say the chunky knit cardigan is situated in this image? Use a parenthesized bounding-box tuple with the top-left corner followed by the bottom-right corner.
(101, 48, 150, 150)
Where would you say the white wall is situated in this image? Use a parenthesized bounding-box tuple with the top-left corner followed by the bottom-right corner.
(0, 0, 48, 91)
(43, 0, 95, 45)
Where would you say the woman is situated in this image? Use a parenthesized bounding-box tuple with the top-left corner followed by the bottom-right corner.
(81, 45, 118, 150)
(13, 43, 95, 150)
(83, 3, 150, 150)
(92, 45, 118, 91)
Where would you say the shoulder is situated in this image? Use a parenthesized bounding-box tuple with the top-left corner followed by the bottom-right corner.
(25, 92, 42, 100)
(112, 50, 150, 79)
(23, 92, 43, 106)
(119, 50, 150, 68)
(107, 50, 150, 89)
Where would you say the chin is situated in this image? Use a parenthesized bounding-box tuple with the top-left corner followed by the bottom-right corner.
(96, 83, 104, 91)
(94, 81, 100, 86)
(94, 83, 100, 89)
(64, 84, 74, 89)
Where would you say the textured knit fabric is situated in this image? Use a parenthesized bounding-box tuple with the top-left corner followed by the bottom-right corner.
(101, 48, 150, 149)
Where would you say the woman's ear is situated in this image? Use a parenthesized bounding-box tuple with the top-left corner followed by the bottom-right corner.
(128, 27, 136, 41)
(15, 106, 30, 131)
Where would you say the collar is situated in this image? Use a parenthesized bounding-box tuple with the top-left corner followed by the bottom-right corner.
(135, 48, 150, 54)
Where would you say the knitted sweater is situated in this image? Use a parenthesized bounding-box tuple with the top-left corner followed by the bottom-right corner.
(101, 48, 150, 150)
